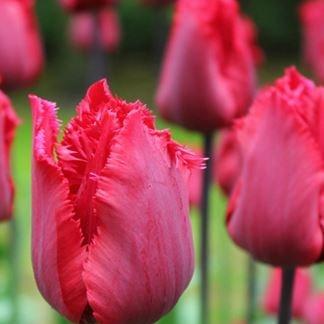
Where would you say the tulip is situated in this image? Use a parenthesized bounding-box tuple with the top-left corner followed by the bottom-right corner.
(30, 79, 203, 323)
(155, 0, 260, 133)
(227, 66, 324, 322)
(299, 0, 324, 83)
(303, 293, 324, 324)
(0, 91, 19, 221)
(263, 268, 312, 319)
(227, 67, 324, 267)
(69, 9, 121, 54)
(0, 0, 44, 90)
(59, 0, 118, 12)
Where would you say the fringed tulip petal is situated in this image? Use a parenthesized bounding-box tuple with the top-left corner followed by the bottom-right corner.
(30, 96, 87, 322)
(84, 109, 196, 323)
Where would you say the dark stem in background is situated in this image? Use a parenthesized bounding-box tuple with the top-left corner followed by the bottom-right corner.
(153, 8, 168, 67)
(9, 218, 19, 324)
(278, 268, 296, 324)
(246, 257, 257, 324)
(88, 11, 107, 85)
(200, 133, 213, 324)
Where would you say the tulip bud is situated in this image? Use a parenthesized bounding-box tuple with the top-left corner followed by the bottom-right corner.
(69, 9, 121, 53)
(0, 0, 44, 90)
(299, 0, 324, 83)
(30, 79, 204, 323)
(263, 268, 312, 319)
(0, 91, 19, 221)
(227, 67, 324, 267)
(156, 0, 261, 133)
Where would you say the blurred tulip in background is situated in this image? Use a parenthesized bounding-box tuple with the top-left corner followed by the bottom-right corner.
(69, 8, 121, 53)
(0, 0, 44, 90)
(156, 0, 260, 133)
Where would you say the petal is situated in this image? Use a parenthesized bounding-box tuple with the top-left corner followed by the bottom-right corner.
(30, 95, 87, 322)
(227, 95, 324, 266)
(83, 110, 195, 323)
(0, 91, 19, 220)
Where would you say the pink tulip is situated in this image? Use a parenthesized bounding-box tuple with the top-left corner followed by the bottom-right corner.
(0, 91, 19, 221)
(300, 0, 324, 83)
(263, 268, 312, 318)
(303, 293, 324, 324)
(156, 0, 260, 133)
(227, 67, 324, 267)
(30, 79, 203, 323)
(69, 9, 121, 53)
(0, 0, 44, 90)
(60, 0, 118, 12)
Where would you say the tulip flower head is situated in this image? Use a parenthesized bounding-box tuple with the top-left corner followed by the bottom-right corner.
(303, 293, 324, 324)
(300, 0, 324, 83)
(0, 0, 44, 90)
(263, 268, 312, 319)
(0, 91, 19, 221)
(60, 0, 118, 12)
(227, 67, 324, 267)
(156, 0, 261, 133)
(30, 80, 203, 323)
(69, 9, 121, 53)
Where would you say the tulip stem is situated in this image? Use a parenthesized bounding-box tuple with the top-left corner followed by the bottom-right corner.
(88, 11, 107, 84)
(200, 133, 213, 324)
(246, 257, 257, 323)
(278, 268, 296, 324)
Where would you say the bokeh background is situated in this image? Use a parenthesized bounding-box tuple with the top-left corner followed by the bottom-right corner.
(1, 0, 321, 323)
